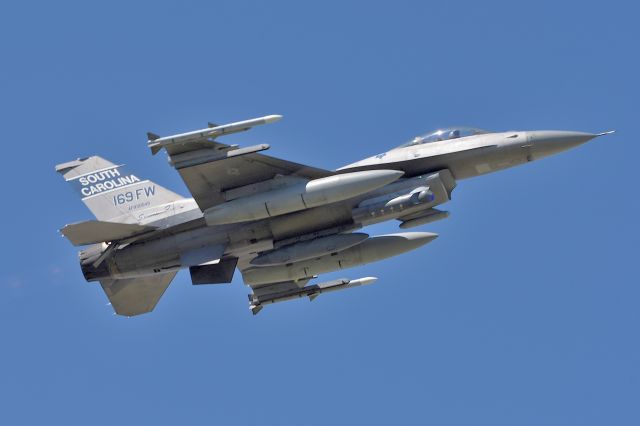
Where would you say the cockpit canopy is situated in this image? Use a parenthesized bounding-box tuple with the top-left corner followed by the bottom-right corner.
(397, 127, 491, 148)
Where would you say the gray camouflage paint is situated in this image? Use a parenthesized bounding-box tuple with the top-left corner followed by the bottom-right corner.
(57, 118, 611, 316)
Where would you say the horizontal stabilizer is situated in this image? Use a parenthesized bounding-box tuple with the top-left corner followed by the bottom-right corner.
(61, 220, 156, 246)
(100, 272, 177, 316)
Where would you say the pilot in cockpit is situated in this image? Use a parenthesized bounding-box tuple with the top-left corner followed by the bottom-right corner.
(449, 129, 461, 139)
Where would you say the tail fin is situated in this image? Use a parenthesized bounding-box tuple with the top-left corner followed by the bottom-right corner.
(56, 156, 183, 223)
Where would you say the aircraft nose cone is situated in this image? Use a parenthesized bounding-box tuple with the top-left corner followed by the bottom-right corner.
(528, 130, 601, 159)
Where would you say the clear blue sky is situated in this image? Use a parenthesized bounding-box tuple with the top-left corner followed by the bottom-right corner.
(1, 1, 638, 425)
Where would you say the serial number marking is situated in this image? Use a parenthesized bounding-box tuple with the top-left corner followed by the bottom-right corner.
(129, 201, 151, 211)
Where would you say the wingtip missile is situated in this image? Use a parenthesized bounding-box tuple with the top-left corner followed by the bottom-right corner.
(308, 276, 377, 301)
(147, 114, 283, 155)
(248, 276, 379, 313)
(597, 130, 616, 136)
(263, 114, 283, 124)
(352, 276, 378, 286)
(312, 276, 378, 299)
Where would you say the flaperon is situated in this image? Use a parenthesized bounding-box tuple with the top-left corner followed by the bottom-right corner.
(56, 115, 614, 315)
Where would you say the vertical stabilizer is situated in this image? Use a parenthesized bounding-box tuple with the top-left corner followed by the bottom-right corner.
(56, 156, 183, 223)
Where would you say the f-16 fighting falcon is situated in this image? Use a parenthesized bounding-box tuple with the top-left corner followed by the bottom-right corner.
(56, 115, 614, 316)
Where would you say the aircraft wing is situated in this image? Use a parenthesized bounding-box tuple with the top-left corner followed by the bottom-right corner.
(148, 115, 331, 211)
(175, 152, 330, 212)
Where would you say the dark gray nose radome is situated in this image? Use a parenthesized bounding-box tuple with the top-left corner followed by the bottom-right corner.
(528, 130, 614, 159)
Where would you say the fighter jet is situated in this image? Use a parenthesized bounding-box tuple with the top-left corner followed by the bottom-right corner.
(56, 115, 614, 316)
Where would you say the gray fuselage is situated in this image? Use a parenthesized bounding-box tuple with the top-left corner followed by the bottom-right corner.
(80, 129, 599, 281)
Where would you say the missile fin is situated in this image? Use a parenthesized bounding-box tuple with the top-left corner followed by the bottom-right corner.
(147, 131, 160, 141)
